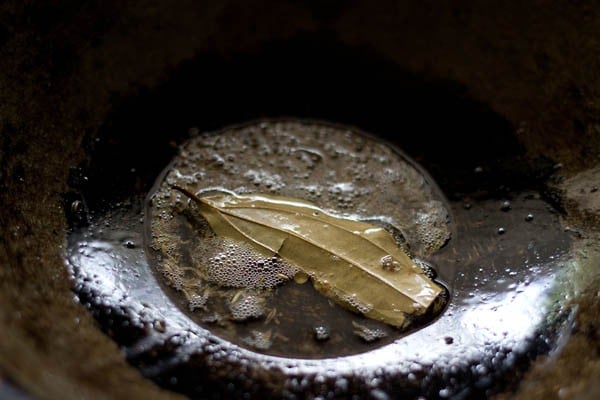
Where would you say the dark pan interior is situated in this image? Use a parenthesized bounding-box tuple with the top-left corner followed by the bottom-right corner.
(1, 2, 600, 399)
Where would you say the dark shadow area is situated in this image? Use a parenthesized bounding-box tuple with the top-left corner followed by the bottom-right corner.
(76, 33, 544, 209)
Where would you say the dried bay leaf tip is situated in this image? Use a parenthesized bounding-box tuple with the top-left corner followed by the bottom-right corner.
(173, 186, 443, 328)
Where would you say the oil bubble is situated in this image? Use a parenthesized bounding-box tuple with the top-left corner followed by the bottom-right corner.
(313, 325, 330, 341)
(526, 213, 534, 222)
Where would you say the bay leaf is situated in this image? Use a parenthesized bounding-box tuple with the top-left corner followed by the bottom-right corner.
(173, 186, 443, 328)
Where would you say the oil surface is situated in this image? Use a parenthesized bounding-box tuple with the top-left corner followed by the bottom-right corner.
(66, 120, 575, 399)
(145, 122, 450, 357)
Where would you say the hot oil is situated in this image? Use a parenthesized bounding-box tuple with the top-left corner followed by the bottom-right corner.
(145, 121, 451, 357)
(66, 119, 576, 399)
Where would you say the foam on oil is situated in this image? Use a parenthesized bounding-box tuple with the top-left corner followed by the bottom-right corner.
(145, 121, 451, 357)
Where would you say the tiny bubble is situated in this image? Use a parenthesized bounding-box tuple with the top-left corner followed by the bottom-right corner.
(497, 227, 506, 235)
(500, 201, 511, 211)
(525, 213, 534, 222)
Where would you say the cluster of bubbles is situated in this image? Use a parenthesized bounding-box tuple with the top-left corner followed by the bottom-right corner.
(301, 184, 323, 201)
(242, 329, 273, 351)
(160, 260, 185, 290)
(188, 293, 208, 311)
(228, 290, 267, 321)
(243, 169, 286, 192)
(352, 321, 388, 343)
(341, 292, 374, 315)
(327, 182, 372, 210)
(206, 240, 298, 289)
(414, 258, 437, 280)
(313, 325, 330, 341)
(153, 231, 181, 258)
(413, 201, 450, 253)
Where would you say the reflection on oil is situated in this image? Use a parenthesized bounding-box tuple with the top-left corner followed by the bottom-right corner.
(67, 198, 573, 398)
(66, 121, 577, 399)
